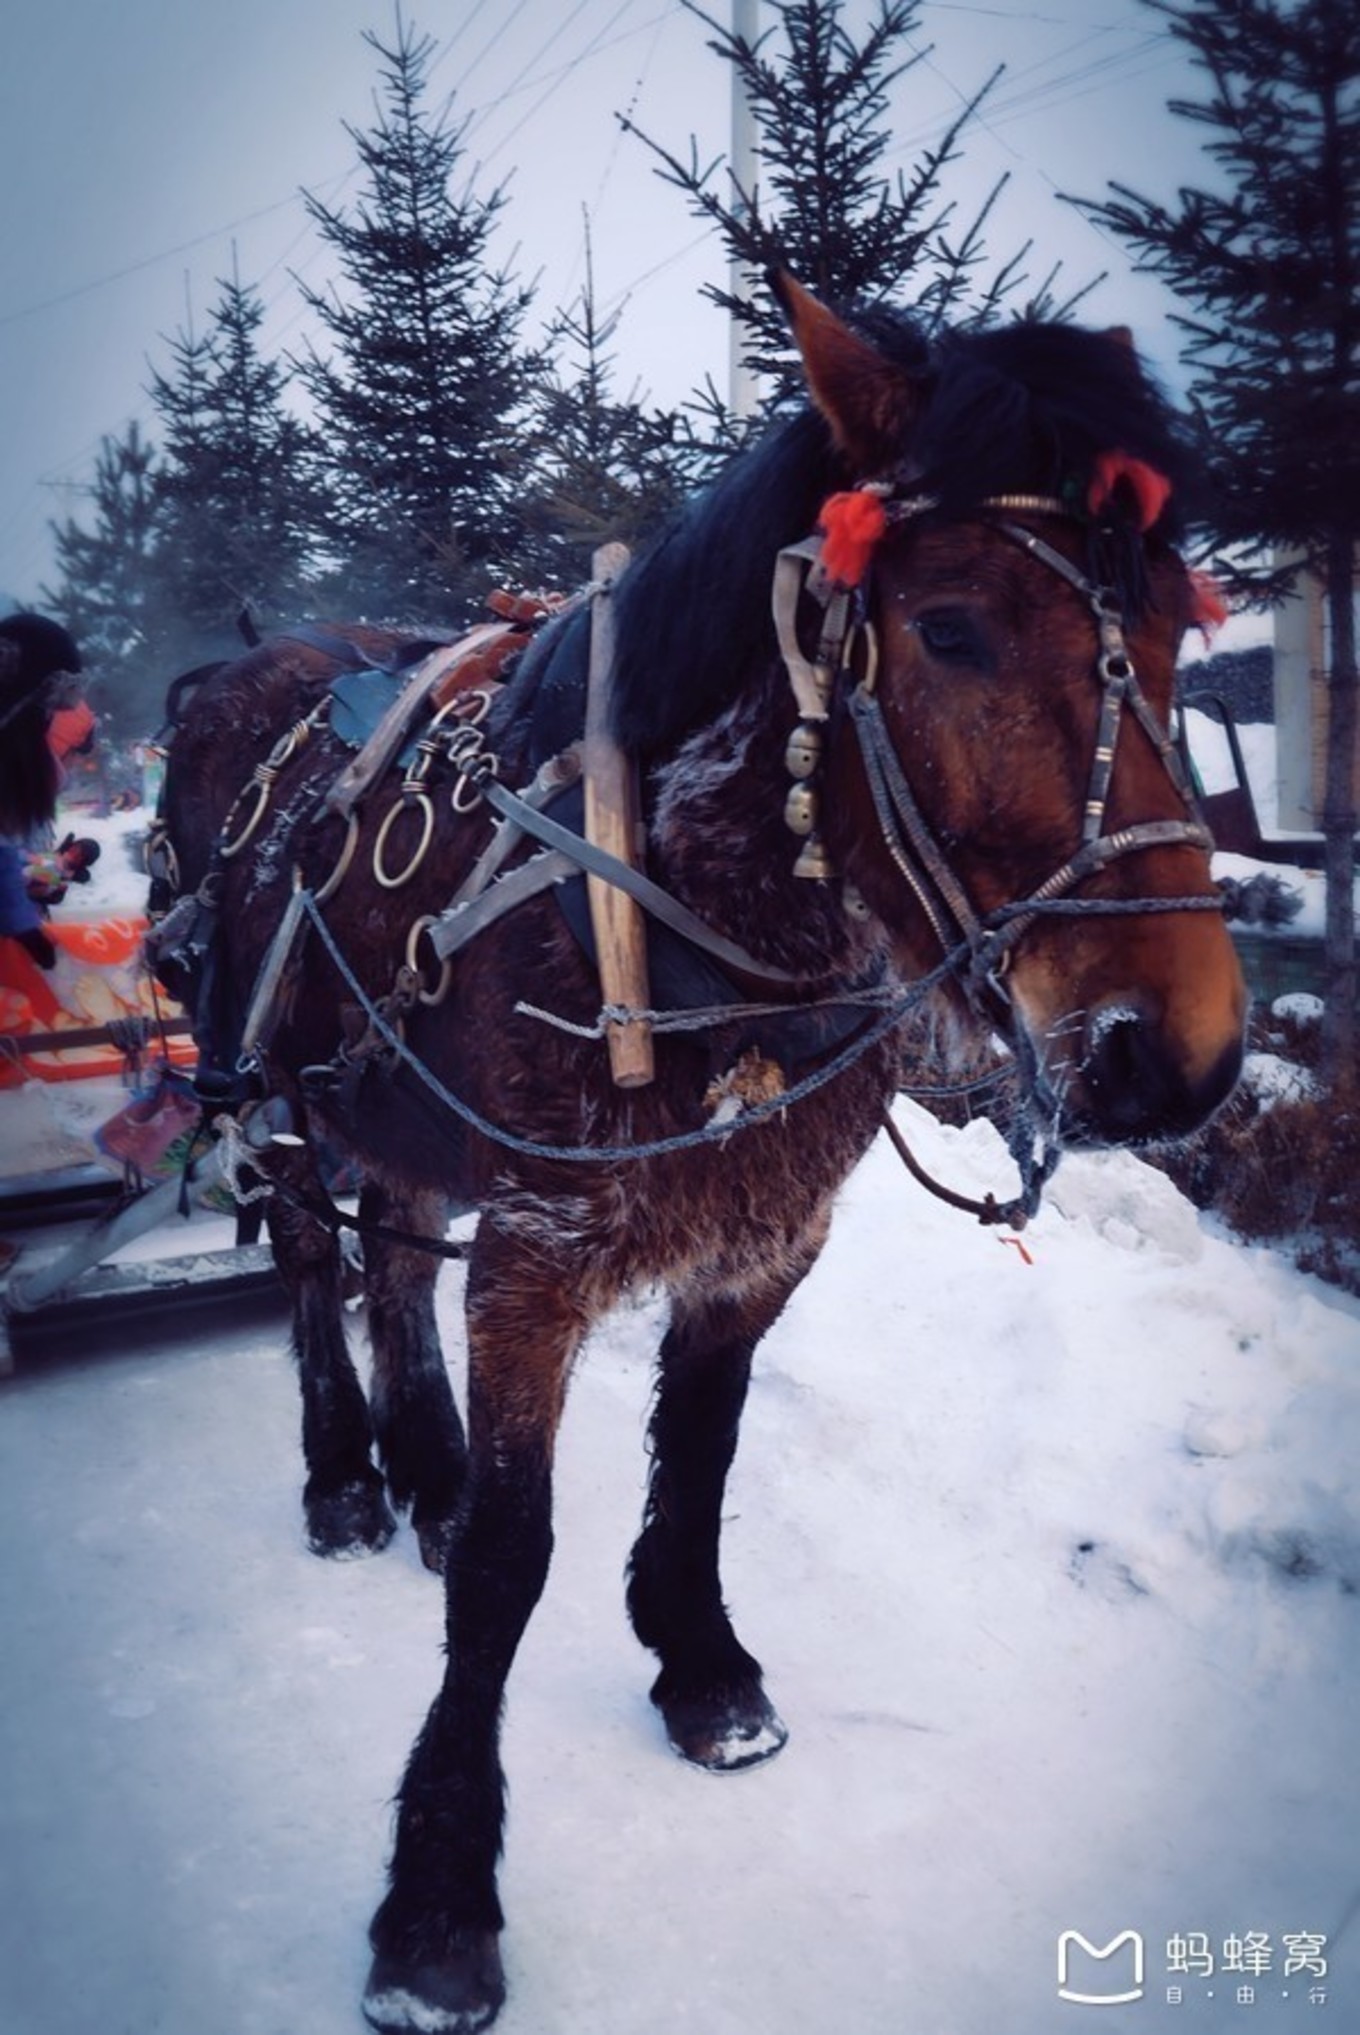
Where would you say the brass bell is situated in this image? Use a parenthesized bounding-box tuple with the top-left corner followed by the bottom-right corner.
(784, 723, 823, 781)
(793, 832, 836, 880)
(842, 879, 872, 922)
(784, 781, 818, 838)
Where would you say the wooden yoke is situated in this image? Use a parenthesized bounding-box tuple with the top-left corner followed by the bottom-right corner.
(584, 543, 655, 1089)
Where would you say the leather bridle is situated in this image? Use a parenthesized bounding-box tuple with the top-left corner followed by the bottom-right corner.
(772, 493, 1222, 1021)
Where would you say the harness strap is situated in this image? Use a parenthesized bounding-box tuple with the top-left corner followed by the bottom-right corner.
(967, 819, 1218, 983)
(239, 882, 311, 1058)
(848, 685, 981, 951)
(772, 540, 838, 720)
(990, 518, 1203, 836)
(432, 849, 579, 961)
(432, 768, 801, 989)
(442, 747, 583, 906)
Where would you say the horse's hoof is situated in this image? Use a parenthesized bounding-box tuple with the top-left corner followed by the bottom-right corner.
(363, 1933, 505, 2033)
(657, 1685, 789, 1773)
(304, 1476, 397, 1559)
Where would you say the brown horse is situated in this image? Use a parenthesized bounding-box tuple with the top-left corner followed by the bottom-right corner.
(152, 278, 1245, 2032)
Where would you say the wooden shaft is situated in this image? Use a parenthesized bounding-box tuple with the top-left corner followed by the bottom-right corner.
(583, 543, 654, 1088)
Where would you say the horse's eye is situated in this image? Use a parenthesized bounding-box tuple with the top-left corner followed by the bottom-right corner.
(912, 609, 985, 665)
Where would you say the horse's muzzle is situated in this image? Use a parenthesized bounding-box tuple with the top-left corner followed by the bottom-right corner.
(1066, 998, 1244, 1147)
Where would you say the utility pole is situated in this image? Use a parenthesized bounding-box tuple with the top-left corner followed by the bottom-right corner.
(728, 0, 760, 419)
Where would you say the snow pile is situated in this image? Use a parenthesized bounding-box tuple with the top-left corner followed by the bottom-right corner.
(1241, 1052, 1320, 1110)
(50, 803, 154, 917)
(1, 1102, 1357, 2035)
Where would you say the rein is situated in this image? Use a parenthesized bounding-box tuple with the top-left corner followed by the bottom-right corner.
(296, 884, 1050, 1225)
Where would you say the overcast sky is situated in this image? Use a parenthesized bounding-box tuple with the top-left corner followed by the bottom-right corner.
(0, 0, 1212, 606)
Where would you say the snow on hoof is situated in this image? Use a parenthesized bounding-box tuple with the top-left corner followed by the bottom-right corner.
(659, 1687, 789, 1773)
(304, 1476, 397, 1560)
(363, 1933, 505, 2033)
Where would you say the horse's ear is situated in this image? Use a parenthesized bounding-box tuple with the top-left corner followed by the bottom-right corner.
(771, 271, 921, 474)
(1103, 325, 1137, 354)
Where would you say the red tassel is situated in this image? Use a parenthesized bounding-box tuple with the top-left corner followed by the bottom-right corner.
(1188, 568, 1229, 634)
(818, 489, 888, 586)
(1087, 451, 1173, 533)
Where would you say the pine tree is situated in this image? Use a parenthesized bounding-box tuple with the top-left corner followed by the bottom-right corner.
(150, 261, 320, 644)
(294, 14, 540, 623)
(1068, 0, 1360, 1072)
(624, 0, 1096, 440)
(517, 227, 687, 590)
(44, 422, 178, 744)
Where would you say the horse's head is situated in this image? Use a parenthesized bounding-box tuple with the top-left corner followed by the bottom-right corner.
(775, 276, 1246, 1152)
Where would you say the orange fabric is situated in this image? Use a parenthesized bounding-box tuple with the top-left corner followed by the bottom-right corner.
(1188, 569, 1230, 634)
(0, 914, 194, 1086)
(1086, 451, 1173, 533)
(48, 701, 96, 761)
(818, 490, 888, 587)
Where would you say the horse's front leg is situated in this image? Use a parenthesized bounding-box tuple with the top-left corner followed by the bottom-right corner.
(263, 1135, 396, 1559)
(360, 1179, 469, 1574)
(364, 1212, 587, 2034)
(626, 1229, 829, 1772)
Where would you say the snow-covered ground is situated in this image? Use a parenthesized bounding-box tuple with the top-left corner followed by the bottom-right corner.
(2, 727, 1358, 2035)
(1, 1107, 1357, 2035)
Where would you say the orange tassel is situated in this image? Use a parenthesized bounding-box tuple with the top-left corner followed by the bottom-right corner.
(818, 490, 888, 586)
(1087, 451, 1172, 533)
(1188, 569, 1229, 634)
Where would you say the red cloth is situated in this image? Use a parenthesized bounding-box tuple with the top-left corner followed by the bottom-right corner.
(1086, 452, 1172, 533)
(818, 490, 888, 587)
(48, 701, 95, 761)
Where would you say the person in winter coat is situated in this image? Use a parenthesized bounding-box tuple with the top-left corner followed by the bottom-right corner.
(0, 612, 83, 970)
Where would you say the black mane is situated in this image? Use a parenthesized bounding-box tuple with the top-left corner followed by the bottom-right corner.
(508, 313, 1202, 762)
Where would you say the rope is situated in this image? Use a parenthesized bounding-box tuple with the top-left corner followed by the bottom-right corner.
(297, 888, 949, 1166)
(215, 1113, 277, 1206)
(514, 980, 906, 1041)
(293, 874, 1218, 1194)
(983, 892, 1223, 925)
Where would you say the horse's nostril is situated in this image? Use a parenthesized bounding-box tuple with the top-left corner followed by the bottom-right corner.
(1083, 1011, 1147, 1123)
(1088, 1005, 1155, 1088)
(1079, 1004, 1242, 1144)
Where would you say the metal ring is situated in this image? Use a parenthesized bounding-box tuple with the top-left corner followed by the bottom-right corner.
(373, 792, 435, 890)
(450, 754, 498, 815)
(425, 693, 473, 735)
(314, 811, 360, 905)
(456, 687, 494, 727)
(844, 618, 880, 696)
(144, 824, 180, 893)
(404, 915, 453, 1006)
(220, 775, 272, 859)
(443, 723, 487, 765)
(265, 720, 308, 772)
